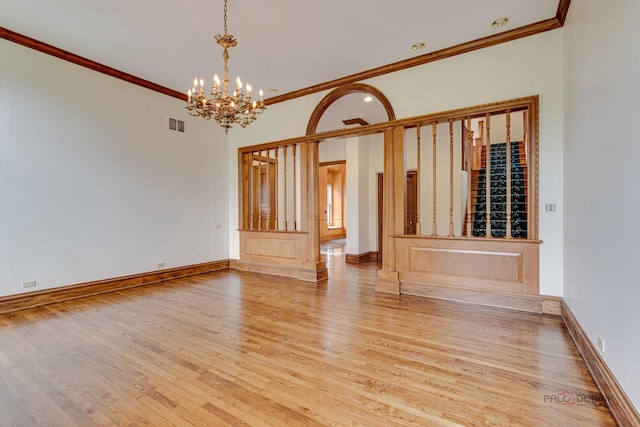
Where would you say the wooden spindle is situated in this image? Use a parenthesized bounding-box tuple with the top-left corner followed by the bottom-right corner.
(465, 118, 473, 237)
(249, 152, 255, 230)
(506, 111, 512, 239)
(485, 114, 491, 238)
(275, 147, 279, 231)
(283, 145, 288, 231)
(416, 127, 422, 235)
(266, 148, 271, 230)
(431, 121, 438, 236)
(293, 143, 297, 231)
(258, 150, 263, 230)
(448, 119, 454, 236)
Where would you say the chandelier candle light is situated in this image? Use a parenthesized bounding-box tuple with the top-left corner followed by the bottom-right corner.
(186, 0, 266, 133)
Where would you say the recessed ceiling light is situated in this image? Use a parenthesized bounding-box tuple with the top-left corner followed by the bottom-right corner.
(491, 17, 509, 28)
(364, 96, 373, 103)
(411, 42, 426, 51)
(267, 88, 279, 94)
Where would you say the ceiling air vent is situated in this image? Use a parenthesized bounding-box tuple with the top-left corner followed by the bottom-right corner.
(169, 118, 185, 133)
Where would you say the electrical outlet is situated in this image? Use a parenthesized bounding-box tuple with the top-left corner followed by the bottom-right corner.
(22, 280, 36, 289)
(598, 336, 605, 353)
(156, 262, 165, 269)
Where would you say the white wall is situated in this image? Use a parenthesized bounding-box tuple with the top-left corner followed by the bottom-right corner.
(0, 39, 229, 297)
(229, 29, 564, 296)
(563, 0, 640, 410)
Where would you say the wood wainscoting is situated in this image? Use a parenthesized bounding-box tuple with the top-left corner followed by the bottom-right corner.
(382, 235, 551, 314)
(234, 230, 328, 282)
(0, 260, 229, 315)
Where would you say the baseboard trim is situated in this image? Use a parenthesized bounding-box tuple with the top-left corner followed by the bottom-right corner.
(230, 259, 328, 282)
(400, 281, 561, 315)
(0, 260, 230, 315)
(561, 300, 640, 427)
(345, 251, 378, 264)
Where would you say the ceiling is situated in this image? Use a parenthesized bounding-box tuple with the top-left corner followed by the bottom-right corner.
(1, 0, 562, 131)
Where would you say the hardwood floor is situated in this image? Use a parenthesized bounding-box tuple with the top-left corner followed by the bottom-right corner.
(0, 254, 615, 426)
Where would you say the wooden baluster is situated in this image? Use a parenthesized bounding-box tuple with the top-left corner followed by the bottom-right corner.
(485, 114, 491, 238)
(266, 148, 271, 230)
(283, 145, 288, 231)
(258, 150, 263, 230)
(431, 121, 438, 236)
(416, 127, 422, 235)
(275, 147, 279, 231)
(249, 152, 255, 230)
(506, 111, 512, 239)
(293, 143, 297, 231)
(448, 119, 454, 237)
(465, 118, 473, 237)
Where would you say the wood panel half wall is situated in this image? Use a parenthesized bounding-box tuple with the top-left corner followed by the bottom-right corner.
(0, 260, 229, 315)
(235, 230, 328, 282)
(377, 235, 551, 313)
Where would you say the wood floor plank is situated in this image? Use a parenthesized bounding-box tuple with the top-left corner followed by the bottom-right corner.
(0, 257, 617, 426)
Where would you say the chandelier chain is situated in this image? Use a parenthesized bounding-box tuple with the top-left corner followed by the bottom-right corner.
(223, 0, 228, 36)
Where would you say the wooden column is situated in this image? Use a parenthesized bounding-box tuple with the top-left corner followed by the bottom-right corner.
(505, 111, 512, 239)
(431, 122, 438, 236)
(376, 126, 405, 293)
(485, 114, 492, 238)
(298, 141, 327, 281)
(448, 119, 454, 237)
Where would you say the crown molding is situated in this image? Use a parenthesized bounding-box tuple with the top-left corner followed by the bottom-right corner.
(0, 26, 187, 101)
(1, 1, 571, 106)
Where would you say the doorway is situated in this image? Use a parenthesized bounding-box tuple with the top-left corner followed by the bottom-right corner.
(319, 161, 346, 242)
(377, 170, 418, 262)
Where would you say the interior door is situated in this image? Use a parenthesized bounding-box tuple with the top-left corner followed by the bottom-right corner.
(377, 170, 418, 262)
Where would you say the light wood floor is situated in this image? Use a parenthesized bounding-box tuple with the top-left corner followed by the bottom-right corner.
(0, 253, 615, 426)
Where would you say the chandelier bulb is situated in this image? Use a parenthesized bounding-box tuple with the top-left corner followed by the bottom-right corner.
(193, 78, 198, 87)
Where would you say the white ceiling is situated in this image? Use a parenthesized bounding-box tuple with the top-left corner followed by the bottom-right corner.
(1, 0, 560, 130)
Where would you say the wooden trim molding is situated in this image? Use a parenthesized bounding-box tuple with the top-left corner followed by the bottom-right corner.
(561, 301, 640, 427)
(400, 282, 561, 315)
(306, 83, 396, 135)
(556, 0, 572, 25)
(0, 260, 229, 315)
(345, 252, 378, 264)
(0, 26, 186, 101)
(267, 17, 564, 106)
(2, 1, 571, 106)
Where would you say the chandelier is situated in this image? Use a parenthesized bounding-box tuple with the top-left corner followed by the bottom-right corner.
(186, 0, 266, 133)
